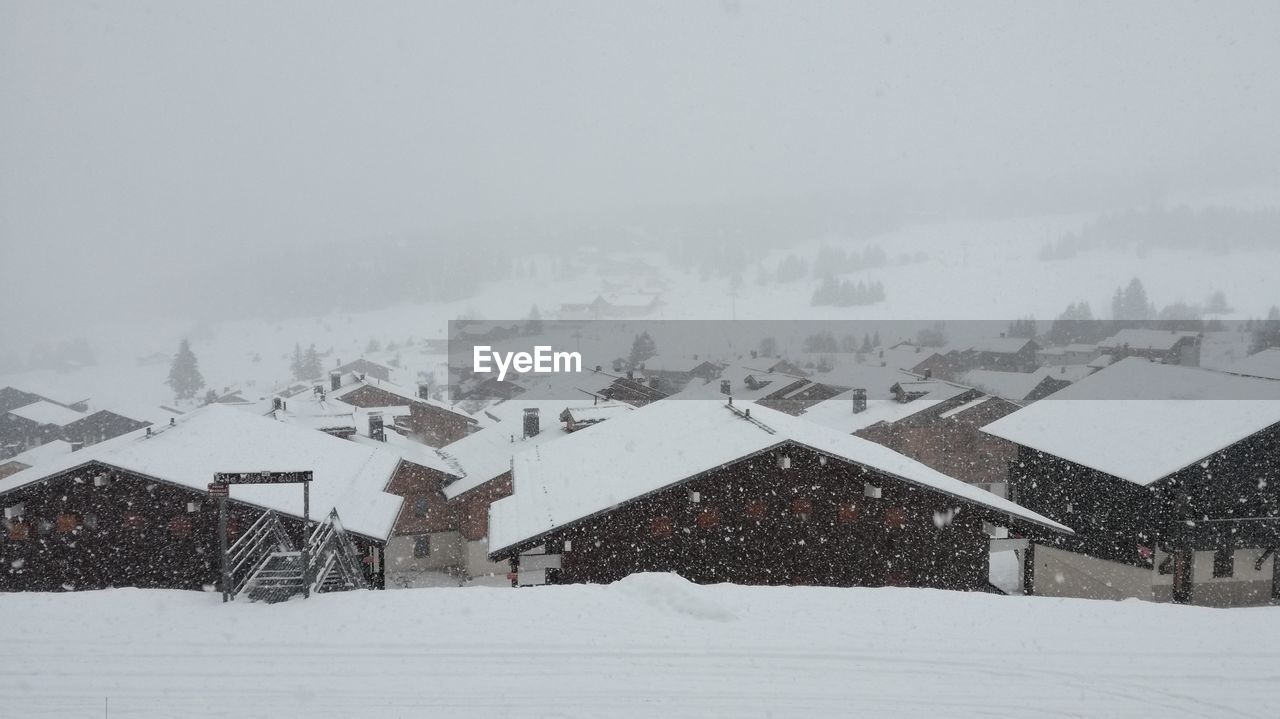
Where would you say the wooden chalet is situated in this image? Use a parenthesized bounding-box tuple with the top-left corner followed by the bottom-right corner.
(982, 358, 1280, 606)
(333, 357, 394, 383)
(489, 400, 1069, 589)
(854, 393, 1022, 494)
(0, 406, 406, 594)
(947, 337, 1041, 374)
(380, 400, 630, 585)
(329, 377, 478, 447)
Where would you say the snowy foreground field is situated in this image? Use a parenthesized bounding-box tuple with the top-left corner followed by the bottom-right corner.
(4, 575, 1278, 719)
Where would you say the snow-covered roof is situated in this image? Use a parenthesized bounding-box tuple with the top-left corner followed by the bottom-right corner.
(982, 357, 1280, 487)
(563, 402, 634, 424)
(938, 396, 995, 419)
(1041, 344, 1098, 356)
(960, 337, 1036, 354)
(489, 400, 1070, 553)
(1087, 353, 1114, 368)
(1064, 343, 1098, 353)
(7, 401, 85, 427)
(0, 405, 405, 540)
(87, 401, 181, 428)
(330, 379, 476, 422)
(350, 430, 457, 476)
(439, 398, 604, 499)
(870, 347, 941, 372)
(1224, 348, 1280, 381)
(1033, 365, 1096, 384)
(1098, 329, 1199, 351)
(4, 439, 74, 467)
(672, 365, 802, 401)
(795, 382, 972, 434)
(960, 370, 1053, 402)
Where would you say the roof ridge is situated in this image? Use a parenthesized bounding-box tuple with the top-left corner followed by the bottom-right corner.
(723, 401, 777, 435)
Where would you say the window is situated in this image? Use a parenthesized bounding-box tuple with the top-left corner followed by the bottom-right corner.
(884, 506, 908, 529)
(413, 535, 431, 558)
(650, 516, 673, 539)
(169, 516, 193, 537)
(413, 496, 429, 518)
(696, 507, 721, 528)
(1213, 548, 1234, 578)
(837, 503, 860, 523)
(56, 513, 79, 534)
(1157, 553, 1175, 576)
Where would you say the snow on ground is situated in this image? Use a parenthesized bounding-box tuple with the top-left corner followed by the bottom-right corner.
(3, 575, 1277, 718)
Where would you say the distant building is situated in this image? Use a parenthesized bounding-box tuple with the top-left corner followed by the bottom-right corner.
(1097, 329, 1201, 366)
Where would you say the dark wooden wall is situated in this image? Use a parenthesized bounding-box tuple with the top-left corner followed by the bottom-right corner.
(516, 444, 995, 591)
(0, 462, 383, 592)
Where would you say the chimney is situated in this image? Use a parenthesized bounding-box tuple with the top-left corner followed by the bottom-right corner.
(851, 388, 867, 414)
(626, 370, 634, 380)
(368, 413, 386, 442)
(720, 379, 731, 395)
(417, 382, 430, 400)
(923, 369, 932, 380)
(330, 372, 342, 392)
(523, 407, 540, 438)
(272, 397, 284, 412)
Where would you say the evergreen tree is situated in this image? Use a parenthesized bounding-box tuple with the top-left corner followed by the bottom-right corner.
(525, 305, 544, 335)
(167, 339, 205, 401)
(302, 344, 323, 379)
(290, 343, 305, 380)
(776, 254, 807, 283)
(1205, 290, 1231, 315)
(629, 332, 658, 368)
(860, 334, 873, 354)
(1251, 306, 1280, 352)
(366, 338, 382, 353)
(811, 275, 839, 306)
(1007, 316, 1037, 339)
(1047, 301, 1100, 345)
(803, 331, 838, 353)
(758, 336, 779, 358)
(916, 322, 948, 348)
(1113, 278, 1155, 325)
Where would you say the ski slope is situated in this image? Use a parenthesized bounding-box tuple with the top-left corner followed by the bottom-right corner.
(3, 574, 1276, 718)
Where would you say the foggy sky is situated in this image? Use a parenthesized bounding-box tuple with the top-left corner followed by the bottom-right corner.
(2, 0, 1279, 348)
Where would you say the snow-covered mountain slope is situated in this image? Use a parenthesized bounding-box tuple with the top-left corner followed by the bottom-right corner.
(2, 574, 1276, 718)
(2, 212, 1276, 410)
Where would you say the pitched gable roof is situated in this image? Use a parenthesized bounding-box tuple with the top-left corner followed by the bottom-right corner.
(982, 357, 1280, 486)
(489, 400, 1069, 554)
